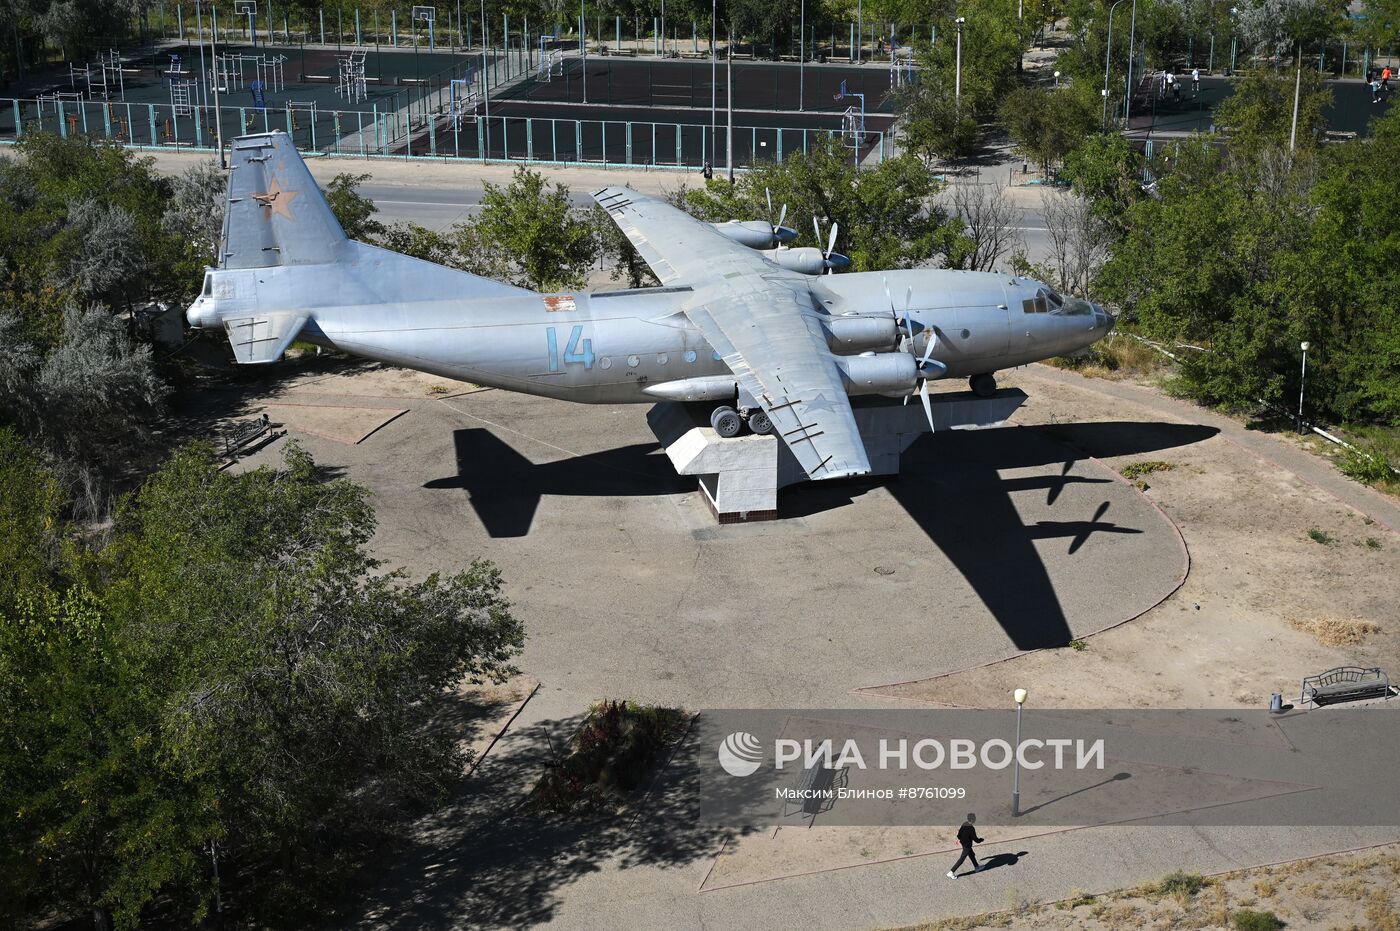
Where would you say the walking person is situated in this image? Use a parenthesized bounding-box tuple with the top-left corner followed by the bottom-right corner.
(1373, 76, 1383, 104)
(1383, 66, 1392, 93)
(947, 813, 984, 878)
(1191, 67, 1200, 94)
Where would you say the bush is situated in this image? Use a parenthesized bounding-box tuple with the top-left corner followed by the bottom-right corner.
(1337, 446, 1397, 487)
(1155, 870, 1207, 898)
(1233, 908, 1284, 931)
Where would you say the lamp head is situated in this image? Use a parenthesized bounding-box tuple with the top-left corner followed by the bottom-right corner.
(1300, 341, 1311, 352)
(955, 16, 965, 24)
(1013, 688, 1028, 705)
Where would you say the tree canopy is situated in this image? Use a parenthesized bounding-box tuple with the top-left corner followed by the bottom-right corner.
(1, 442, 524, 929)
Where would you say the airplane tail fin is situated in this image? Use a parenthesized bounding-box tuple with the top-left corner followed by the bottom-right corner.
(220, 131, 346, 269)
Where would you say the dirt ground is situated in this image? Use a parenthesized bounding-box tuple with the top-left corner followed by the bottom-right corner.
(865, 365, 1400, 711)
(899, 840, 1400, 930)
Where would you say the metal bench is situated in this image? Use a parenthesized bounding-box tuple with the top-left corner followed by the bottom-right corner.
(1300, 666, 1393, 706)
(223, 413, 276, 459)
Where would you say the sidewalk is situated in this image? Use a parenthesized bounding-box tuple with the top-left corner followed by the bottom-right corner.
(1022, 364, 1400, 533)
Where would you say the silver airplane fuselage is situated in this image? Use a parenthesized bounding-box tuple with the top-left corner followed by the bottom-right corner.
(189, 253, 1111, 404)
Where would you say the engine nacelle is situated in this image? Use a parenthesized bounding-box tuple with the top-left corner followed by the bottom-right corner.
(712, 220, 778, 249)
(833, 352, 918, 396)
(762, 247, 827, 275)
(822, 315, 900, 353)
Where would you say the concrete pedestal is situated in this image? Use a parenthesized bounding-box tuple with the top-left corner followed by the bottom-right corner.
(647, 388, 1029, 523)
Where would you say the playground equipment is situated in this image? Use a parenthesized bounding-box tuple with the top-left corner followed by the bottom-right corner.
(288, 100, 318, 130)
(537, 36, 565, 81)
(37, 90, 83, 114)
(835, 79, 865, 147)
(213, 51, 285, 93)
(67, 49, 125, 101)
(449, 65, 481, 129)
(890, 46, 914, 88)
(336, 50, 369, 104)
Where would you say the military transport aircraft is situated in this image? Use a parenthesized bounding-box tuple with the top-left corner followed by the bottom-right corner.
(187, 131, 1113, 481)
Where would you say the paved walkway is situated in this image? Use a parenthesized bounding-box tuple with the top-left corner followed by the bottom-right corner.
(1021, 365, 1400, 535)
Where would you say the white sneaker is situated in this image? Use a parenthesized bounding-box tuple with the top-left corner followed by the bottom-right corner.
(947, 871, 956, 879)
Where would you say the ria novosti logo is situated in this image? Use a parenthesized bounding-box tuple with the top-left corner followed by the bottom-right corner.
(717, 732, 764, 777)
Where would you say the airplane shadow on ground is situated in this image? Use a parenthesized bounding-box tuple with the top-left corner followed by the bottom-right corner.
(425, 421, 1218, 651)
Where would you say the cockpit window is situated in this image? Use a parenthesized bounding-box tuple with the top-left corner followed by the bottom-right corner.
(1045, 290, 1064, 308)
(202, 274, 213, 297)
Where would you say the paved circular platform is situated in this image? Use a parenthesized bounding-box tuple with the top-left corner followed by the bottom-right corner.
(241, 385, 1202, 707)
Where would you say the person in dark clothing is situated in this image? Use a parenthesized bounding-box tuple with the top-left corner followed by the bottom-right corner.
(947, 813, 984, 878)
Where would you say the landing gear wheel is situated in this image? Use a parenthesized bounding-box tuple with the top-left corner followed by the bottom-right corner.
(970, 373, 997, 398)
(746, 409, 773, 435)
(710, 406, 744, 438)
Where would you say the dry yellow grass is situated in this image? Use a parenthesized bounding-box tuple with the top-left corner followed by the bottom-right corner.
(1288, 617, 1382, 646)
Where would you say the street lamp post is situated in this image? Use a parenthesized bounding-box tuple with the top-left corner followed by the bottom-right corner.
(1298, 341, 1311, 433)
(1012, 688, 1028, 816)
(954, 17, 965, 110)
(1054, 69, 1061, 87)
(1230, 7, 1239, 74)
(1104, 0, 1126, 129)
(799, 0, 805, 112)
(1124, 0, 1138, 120)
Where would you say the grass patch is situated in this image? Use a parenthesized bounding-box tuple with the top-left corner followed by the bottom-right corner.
(1233, 909, 1284, 931)
(1289, 617, 1382, 647)
(1045, 333, 1167, 379)
(1307, 527, 1335, 545)
(1119, 460, 1175, 479)
(1338, 445, 1398, 487)
(526, 699, 688, 815)
(1154, 870, 1208, 901)
(1068, 638, 1088, 651)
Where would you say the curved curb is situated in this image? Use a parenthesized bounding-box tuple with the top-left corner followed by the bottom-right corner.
(850, 445, 1192, 701)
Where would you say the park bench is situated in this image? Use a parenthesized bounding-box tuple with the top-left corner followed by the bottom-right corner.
(223, 413, 278, 460)
(1299, 666, 1394, 707)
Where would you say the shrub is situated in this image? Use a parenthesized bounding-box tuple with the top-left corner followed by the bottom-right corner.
(1233, 908, 1284, 931)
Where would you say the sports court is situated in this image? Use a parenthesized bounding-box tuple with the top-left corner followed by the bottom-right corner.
(0, 41, 900, 168)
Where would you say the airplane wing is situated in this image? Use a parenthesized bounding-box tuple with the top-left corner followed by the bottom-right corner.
(593, 187, 871, 479)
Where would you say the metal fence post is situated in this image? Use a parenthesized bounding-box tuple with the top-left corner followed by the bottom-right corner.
(527, 117, 534, 159)
(148, 104, 157, 144)
(625, 121, 632, 164)
(676, 123, 682, 165)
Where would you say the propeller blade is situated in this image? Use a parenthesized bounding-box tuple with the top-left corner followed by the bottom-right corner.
(902, 310, 914, 345)
(919, 326, 939, 368)
(919, 379, 935, 433)
(827, 222, 839, 259)
(883, 276, 893, 315)
(813, 216, 822, 250)
(776, 203, 787, 233)
(766, 187, 773, 219)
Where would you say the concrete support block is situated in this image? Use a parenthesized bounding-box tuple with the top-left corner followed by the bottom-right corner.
(647, 389, 1027, 524)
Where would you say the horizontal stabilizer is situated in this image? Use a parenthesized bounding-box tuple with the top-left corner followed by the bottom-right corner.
(223, 313, 309, 364)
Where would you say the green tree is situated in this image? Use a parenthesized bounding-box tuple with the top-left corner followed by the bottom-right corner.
(1061, 132, 1146, 225)
(1, 441, 525, 928)
(1213, 65, 1333, 158)
(1001, 84, 1099, 178)
(682, 139, 964, 270)
(324, 172, 387, 241)
(454, 166, 598, 291)
(591, 204, 660, 289)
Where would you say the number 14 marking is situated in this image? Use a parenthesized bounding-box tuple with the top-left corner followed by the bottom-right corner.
(546, 325, 594, 371)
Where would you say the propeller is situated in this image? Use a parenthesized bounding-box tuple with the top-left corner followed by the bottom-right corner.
(813, 216, 850, 274)
(883, 279, 944, 433)
(765, 188, 796, 244)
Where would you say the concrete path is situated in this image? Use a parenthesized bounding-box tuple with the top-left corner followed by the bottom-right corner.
(1020, 365, 1400, 534)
